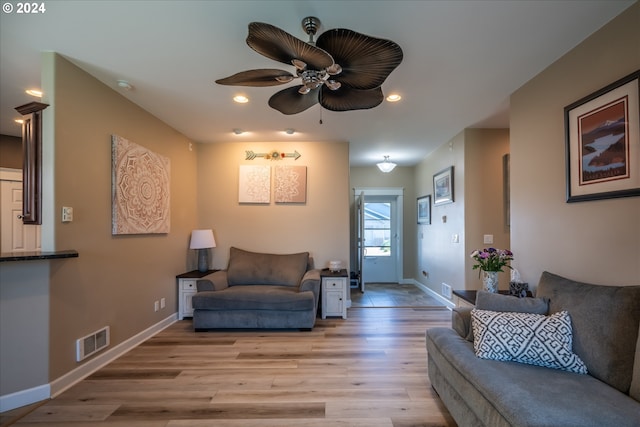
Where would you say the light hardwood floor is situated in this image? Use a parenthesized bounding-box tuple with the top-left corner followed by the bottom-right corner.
(5, 308, 456, 427)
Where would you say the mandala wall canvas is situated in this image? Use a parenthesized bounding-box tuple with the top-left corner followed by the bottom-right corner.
(238, 165, 271, 203)
(112, 135, 170, 235)
(274, 165, 307, 203)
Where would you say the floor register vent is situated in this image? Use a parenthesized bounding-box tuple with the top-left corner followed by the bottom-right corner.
(76, 326, 110, 362)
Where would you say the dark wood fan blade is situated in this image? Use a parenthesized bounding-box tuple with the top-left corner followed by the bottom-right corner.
(268, 86, 319, 115)
(215, 69, 294, 87)
(247, 22, 334, 70)
(320, 86, 383, 111)
(316, 28, 403, 90)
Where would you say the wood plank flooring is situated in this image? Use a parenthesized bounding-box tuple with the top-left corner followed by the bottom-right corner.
(6, 308, 457, 427)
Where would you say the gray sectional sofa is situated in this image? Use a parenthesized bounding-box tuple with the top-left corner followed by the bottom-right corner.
(192, 247, 321, 330)
(426, 271, 640, 426)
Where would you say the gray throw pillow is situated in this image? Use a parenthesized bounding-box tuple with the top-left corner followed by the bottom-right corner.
(465, 291, 549, 341)
(536, 271, 640, 395)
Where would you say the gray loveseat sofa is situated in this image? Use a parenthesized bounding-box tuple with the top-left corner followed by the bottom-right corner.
(192, 247, 321, 330)
(426, 271, 640, 427)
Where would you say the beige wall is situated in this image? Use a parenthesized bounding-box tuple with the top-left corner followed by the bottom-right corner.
(349, 166, 416, 279)
(46, 53, 199, 379)
(414, 131, 466, 295)
(510, 2, 639, 288)
(0, 134, 22, 169)
(196, 141, 350, 272)
(413, 128, 510, 296)
(464, 129, 511, 289)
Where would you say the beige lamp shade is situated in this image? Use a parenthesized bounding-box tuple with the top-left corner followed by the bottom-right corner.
(190, 229, 216, 249)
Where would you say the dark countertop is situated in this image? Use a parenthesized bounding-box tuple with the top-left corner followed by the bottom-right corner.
(0, 249, 78, 262)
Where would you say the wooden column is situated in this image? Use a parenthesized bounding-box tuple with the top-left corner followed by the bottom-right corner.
(15, 101, 49, 225)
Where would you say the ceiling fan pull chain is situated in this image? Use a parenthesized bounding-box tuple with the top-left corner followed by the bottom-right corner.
(319, 92, 323, 124)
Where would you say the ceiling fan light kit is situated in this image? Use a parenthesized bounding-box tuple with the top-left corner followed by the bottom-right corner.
(216, 16, 403, 115)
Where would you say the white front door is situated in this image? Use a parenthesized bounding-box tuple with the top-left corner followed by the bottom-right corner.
(0, 169, 41, 252)
(362, 195, 399, 284)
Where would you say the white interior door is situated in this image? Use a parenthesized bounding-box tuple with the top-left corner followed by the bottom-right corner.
(1, 169, 41, 252)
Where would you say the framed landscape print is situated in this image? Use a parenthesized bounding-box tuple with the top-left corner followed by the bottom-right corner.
(433, 166, 454, 205)
(417, 195, 431, 224)
(564, 70, 639, 202)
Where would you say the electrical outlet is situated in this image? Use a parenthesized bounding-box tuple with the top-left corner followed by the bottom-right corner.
(160, 298, 166, 309)
(441, 282, 452, 299)
(154, 301, 159, 312)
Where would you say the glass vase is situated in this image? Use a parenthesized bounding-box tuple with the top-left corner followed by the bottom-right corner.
(482, 271, 499, 293)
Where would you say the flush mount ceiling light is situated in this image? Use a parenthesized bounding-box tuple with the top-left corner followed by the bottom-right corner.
(233, 95, 249, 103)
(386, 93, 401, 102)
(25, 89, 43, 97)
(117, 80, 133, 91)
(377, 155, 397, 173)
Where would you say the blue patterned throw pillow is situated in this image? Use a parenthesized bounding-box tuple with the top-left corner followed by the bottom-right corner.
(471, 309, 588, 374)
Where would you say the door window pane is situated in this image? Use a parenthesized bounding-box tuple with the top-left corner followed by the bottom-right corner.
(364, 202, 391, 256)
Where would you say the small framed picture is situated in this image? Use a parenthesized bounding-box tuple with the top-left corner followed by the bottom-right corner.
(433, 166, 454, 205)
(564, 70, 639, 202)
(417, 195, 431, 224)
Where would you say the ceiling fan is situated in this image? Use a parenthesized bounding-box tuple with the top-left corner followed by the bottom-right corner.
(215, 17, 403, 115)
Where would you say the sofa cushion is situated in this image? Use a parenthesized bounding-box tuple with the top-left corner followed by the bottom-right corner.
(536, 271, 640, 394)
(227, 247, 309, 288)
(192, 285, 315, 311)
(426, 327, 640, 427)
(465, 291, 549, 341)
(476, 290, 549, 314)
(472, 309, 587, 374)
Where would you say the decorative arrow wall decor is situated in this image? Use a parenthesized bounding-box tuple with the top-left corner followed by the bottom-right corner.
(245, 150, 301, 161)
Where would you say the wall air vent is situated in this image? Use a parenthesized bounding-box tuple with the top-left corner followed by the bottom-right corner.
(76, 326, 110, 362)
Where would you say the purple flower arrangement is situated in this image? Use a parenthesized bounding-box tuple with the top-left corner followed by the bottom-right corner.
(470, 248, 514, 276)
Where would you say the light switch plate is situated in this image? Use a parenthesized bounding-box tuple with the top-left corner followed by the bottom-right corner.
(62, 206, 73, 222)
(483, 234, 494, 244)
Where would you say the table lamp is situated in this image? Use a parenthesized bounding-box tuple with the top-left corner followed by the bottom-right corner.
(190, 229, 216, 273)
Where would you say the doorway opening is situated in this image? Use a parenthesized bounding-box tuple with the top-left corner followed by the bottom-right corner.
(353, 187, 403, 293)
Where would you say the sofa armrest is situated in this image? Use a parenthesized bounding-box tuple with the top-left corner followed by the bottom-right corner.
(197, 270, 229, 292)
(300, 269, 321, 293)
(452, 307, 473, 340)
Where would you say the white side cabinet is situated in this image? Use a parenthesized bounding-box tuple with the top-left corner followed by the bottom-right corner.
(321, 270, 348, 319)
(176, 270, 217, 320)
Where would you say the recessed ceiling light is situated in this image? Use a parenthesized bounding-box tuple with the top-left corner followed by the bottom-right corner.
(233, 95, 249, 104)
(25, 89, 43, 97)
(117, 80, 133, 91)
(386, 94, 402, 102)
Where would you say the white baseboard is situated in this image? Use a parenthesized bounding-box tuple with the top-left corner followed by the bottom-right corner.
(50, 313, 177, 397)
(402, 278, 455, 309)
(0, 313, 176, 413)
(0, 384, 50, 413)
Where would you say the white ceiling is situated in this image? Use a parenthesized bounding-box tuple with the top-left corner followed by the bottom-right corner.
(0, 1, 634, 166)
